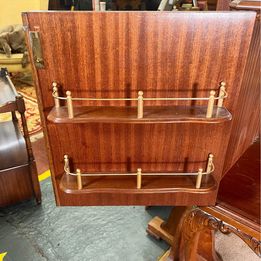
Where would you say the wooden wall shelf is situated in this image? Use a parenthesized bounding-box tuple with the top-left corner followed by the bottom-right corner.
(47, 105, 231, 124)
(59, 174, 217, 194)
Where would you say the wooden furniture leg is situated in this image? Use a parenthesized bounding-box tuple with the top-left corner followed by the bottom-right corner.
(148, 207, 222, 261)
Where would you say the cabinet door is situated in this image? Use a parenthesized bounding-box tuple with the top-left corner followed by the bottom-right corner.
(23, 11, 255, 206)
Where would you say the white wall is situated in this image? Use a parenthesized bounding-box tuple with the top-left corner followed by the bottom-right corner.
(0, 0, 48, 28)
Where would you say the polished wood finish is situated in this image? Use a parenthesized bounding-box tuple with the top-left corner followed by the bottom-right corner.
(23, 12, 255, 111)
(0, 165, 35, 206)
(47, 105, 231, 124)
(23, 12, 255, 206)
(0, 70, 41, 207)
(223, 1, 260, 174)
(147, 139, 261, 259)
(215, 139, 260, 238)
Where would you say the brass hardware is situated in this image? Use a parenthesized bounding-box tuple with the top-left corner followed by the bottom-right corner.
(51, 84, 228, 119)
(137, 168, 142, 189)
(29, 31, 44, 69)
(64, 154, 70, 173)
(76, 169, 82, 190)
(52, 82, 60, 108)
(63, 154, 214, 190)
(196, 168, 203, 189)
(137, 91, 144, 119)
(206, 154, 214, 173)
(206, 91, 216, 118)
(66, 91, 74, 118)
(218, 82, 226, 107)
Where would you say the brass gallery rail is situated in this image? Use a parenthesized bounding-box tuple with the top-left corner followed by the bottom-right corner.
(51, 82, 228, 119)
(63, 154, 215, 191)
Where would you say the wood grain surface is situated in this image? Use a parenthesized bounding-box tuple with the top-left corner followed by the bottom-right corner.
(223, 14, 260, 174)
(23, 12, 255, 111)
(22, 12, 255, 206)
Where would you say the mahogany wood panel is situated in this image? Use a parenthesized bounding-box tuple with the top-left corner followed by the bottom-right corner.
(47, 122, 230, 176)
(218, 139, 260, 228)
(22, 12, 256, 206)
(46, 121, 230, 205)
(0, 165, 34, 207)
(223, 8, 260, 173)
(23, 12, 255, 111)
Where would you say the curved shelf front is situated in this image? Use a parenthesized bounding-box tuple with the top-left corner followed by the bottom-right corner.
(59, 173, 217, 194)
(47, 105, 232, 124)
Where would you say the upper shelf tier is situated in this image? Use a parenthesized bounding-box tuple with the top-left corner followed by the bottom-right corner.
(47, 105, 232, 124)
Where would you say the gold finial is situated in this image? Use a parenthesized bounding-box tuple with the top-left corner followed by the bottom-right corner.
(137, 168, 142, 189)
(66, 91, 74, 119)
(206, 90, 216, 118)
(76, 168, 82, 190)
(196, 168, 203, 189)
(137, 91, 144, 119)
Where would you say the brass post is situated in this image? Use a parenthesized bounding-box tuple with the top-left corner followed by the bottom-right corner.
(76, 168, 82, 190)
(66, 91, 74, 119)
(217, 82, 226, 108)
(52, 82, 60, 108)
(137, 91, 144, 119)
(64, 154, 70, 173)
(206, 90, 216, 118)
(196, 168, 203, 189)
(137, 168, 142, 189)
(206, 154, 214, 173)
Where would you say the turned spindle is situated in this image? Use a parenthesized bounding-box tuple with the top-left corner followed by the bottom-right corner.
(66, 91, 74, 119)
(137, 91, 144, 119)
(217, 82, 226, 108)
(206, 90, 216, 118)
(137, 168, 142, 189)
(76, 168, 82, 190)
(52, 82, 60, 108)
(196, 168, 203, 189)
(64, 155, 70, 173)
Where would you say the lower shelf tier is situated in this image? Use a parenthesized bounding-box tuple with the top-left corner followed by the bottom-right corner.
(59, 173, 217, 194)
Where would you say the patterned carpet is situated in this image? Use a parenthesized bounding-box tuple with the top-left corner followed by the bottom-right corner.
(0, 73, 42, 138)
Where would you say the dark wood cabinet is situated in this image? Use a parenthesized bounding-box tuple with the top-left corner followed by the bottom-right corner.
(23, 11, 255, 206)
(0, 68, 41, 207)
